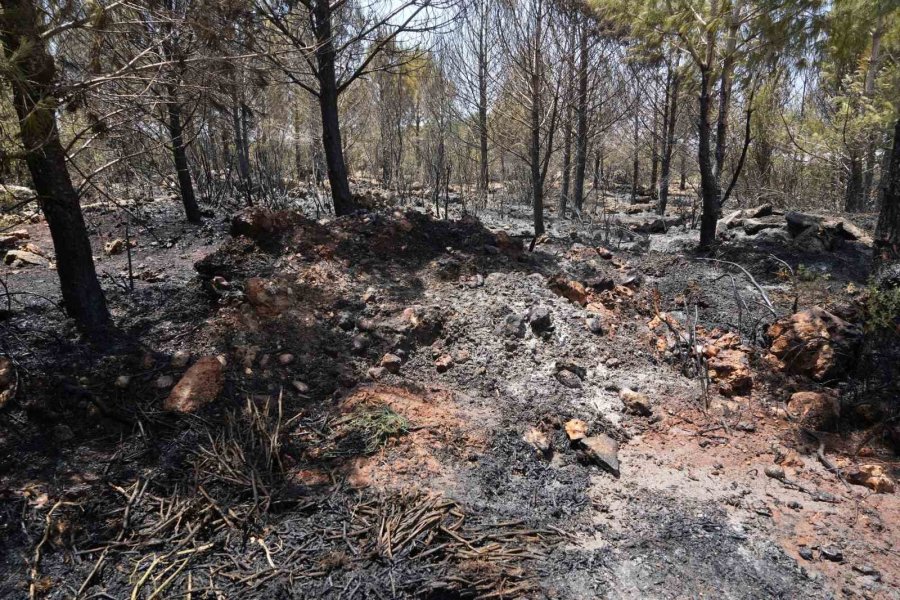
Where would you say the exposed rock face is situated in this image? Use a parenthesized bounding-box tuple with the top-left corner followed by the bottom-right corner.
(164, 356, 225, 413)
(767, 308, 862, 381)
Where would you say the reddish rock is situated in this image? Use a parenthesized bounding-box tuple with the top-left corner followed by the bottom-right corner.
(847, 464, 895, 494)
(768, 307, 861, 381)
(707, 349, 753, 396)
(380, 353, 402, 374)
(789, 390, 840, 429)
(549, 275, 589, 306)
(164, 357, 224, 413)
(230, 207, 302, 240)
(434, 354, 454, 373)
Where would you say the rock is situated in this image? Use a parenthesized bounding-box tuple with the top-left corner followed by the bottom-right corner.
(278, 353, 295, 365)
(743, 219, 781, 235)
(453, 349, 471, 363)
(785, 211, 823, 237)
(528, 306, 552, 333)
(0, 357, 14, 407)
(707, 349, 753, 396)
(549, 275, 589, 305)
(53, 424, 74, 441)
(721, 209, 746, 229)
(105, 238, 125, 255)
(747, 203, 773, 218)
(764, 465, 786, 480)
(367, 366, 387, 380)
(789, 391, 840, 429)
(211, 276, 231, 291)
(585, 317, 604, 335)
(292, 380, 310, 393)
(820, 546, 843, 562)
(523, 427, 552, 457)
(619, 388, 652, 416)
(564, 419, 588, 442)
(768, 308, 862, 381)
(852, 565, 882, 580)
(351, 335, 369, 355)
(754, 228, 792, 244)
(798, 546, 814, 561)
(434, 354, 454, 373)
(578, 434, 620, 477)
(380, 353, 402, 374)
(556, 369, 582, 389)
(163, 356, 224, 413)
(830, 219, 869, 242)
(847, 464, 895, 494)
(496, 313, 525, 338)
(114, 375, 131, 388)
(3, 250, 48, 267)
(171, 350, 190, 368)
(155, 375, 174, 389)
(793, 226, 828, 252)
(362, 287, 378, 303)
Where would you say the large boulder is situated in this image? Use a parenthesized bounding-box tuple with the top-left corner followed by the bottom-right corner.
(164, 356, 225, 413)
(767, 308, 862, 381)
(707, 349, 753, 396)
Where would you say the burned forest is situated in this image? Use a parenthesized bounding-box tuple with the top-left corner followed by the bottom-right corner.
(1, 0, 899, 598)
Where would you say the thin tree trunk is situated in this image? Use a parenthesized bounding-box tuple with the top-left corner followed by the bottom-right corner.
(659, 64, 680, 216)
(313, 0, 355, 216)
(650, 89, 660, 200)
(631, 105, 640, 203)
(845, 154, 866, 212)
(698, 67, 719, 249)
(863, 14, 885, 204)
(530, 0, 545, 236)
(166, 84, 201, 223)
(572, 21, 589, 212)
(874, 118, 900, 278)
(0, 0, 111, 337)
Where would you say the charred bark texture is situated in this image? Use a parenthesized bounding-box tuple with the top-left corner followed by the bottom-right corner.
(0, 0, 111, 337)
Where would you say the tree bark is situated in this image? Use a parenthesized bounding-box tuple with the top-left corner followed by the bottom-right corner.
(0, 0, 111, 337)
(698, 67, 719, 249)
(631, 105, 640, 204)
(166, 84, 201, 223)
(874, 118, 900, 278)
(658, 63, 680, 216)
(845, 154, 866, 212)
(572, 22, 589, 213)
(477, 0, 490, 192)
(313, 0, 355, 216)
(529, 0, 545, 236)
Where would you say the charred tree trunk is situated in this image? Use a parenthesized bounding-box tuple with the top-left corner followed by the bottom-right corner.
(529, 3, 545, 237)
(166, 84, 201, 223)
(658, 65, 680, 216)
(650, 92, 660, 200)
(845, 154, 866, 213)
(698, 67, 719, 249)
(313, 0, 355, 216)
(0, 0, 111, 337)
(631, 106, 640, 204)
(476, 0, 490, 192)
(559, 107, 572, 215)
(571, 21, 589, 213)
(874, 119, 900, 280)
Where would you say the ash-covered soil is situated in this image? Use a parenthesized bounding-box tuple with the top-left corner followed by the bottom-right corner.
(0, 193, 896, 599)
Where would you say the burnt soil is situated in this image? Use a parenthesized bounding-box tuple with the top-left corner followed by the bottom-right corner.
(0, 193, 897, 599)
